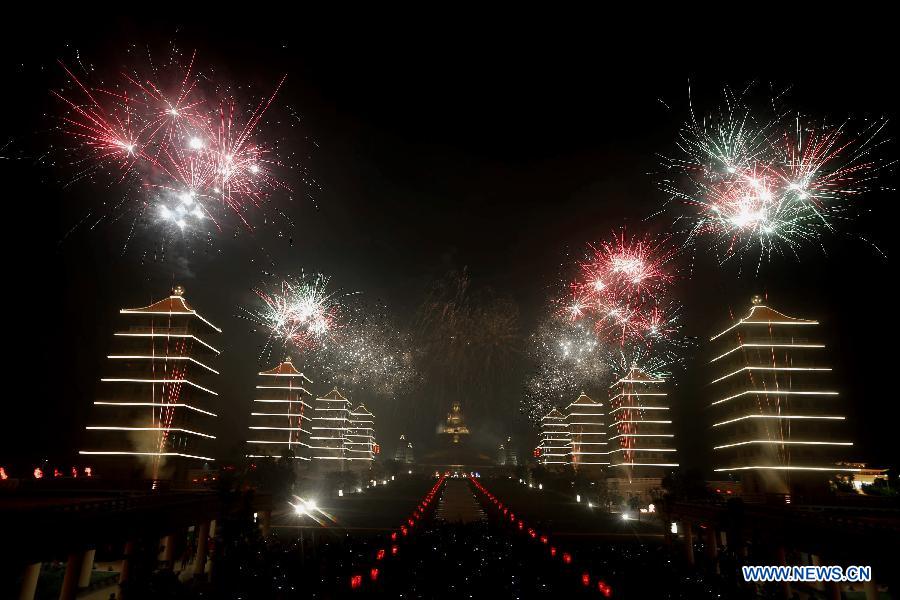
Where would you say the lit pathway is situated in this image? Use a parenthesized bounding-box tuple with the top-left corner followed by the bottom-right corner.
(434, 478, 486, 523)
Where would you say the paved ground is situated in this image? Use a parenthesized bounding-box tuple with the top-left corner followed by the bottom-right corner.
(434, 478, 486, 522)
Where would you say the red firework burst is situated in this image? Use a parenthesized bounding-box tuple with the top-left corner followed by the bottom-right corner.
(53, 50, 289, 234)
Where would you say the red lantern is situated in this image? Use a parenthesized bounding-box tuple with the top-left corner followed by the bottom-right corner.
(350, 574, 362, 589)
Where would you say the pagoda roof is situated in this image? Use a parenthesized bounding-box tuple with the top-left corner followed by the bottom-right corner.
(318, 387, 348, 401)
(543, 408, 565, 420)
(568, 392, 600, 406)
(121, 293, 221, 332)
(711, 303, 817, 341)
(259, 359, 313, 382)
(351, 404, 373, 416)
(610, 367, 665, 388)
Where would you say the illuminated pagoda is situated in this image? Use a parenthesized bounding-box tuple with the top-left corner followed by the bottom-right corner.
(393, 434, 415, 464)
(346, 404, 377, 466)
(565, 392, 608, 470)
(246, 357, 313, 461)
(607, 367, 677, 501)
(309, 387, 352, 466)
(80, 286, 220, 481)
(537, 408, 571, 467)
(708, 295, 856, 494)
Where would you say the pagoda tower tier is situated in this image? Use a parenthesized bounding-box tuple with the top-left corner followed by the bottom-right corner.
(708, 295, 856, 494)
(309, 388, 352, 466)
(608, 367, 678, 481)
(537, 408, 571, 467)
(346, 404, 376, 465)
(80, 286, 220, 481)
(246, 357, 313, 460)
(566, 392, 608, 470)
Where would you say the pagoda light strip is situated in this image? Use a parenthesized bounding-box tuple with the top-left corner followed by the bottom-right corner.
(711, 366, 832, 385)
(93, 401, 217, 417)
(608, 392, 667, 401)
(114, 332, 220, 354)
(120, 307, 222, 333)
(713, 414, 846, 427)
(712, 390, 838, 407)
(107, 355, 220, 374)
(256, 385, 312, 393)
(609, 377, 665, 388)
(258, 373, 313, 380)
(246, 454, 311, 460)
(86, 426, 216, 439)
(101, 378, 218, 395)
(714, 466, 861, 472)
(715, 440, 854, 449)
(608, 420, 671, 427)
(710, 306, 817, 341)
(609, 434, 674, 439)
(79, 450, 215, 460)
(254, 399, 313, 408)
(250, 412, 312, 418)
(710, 343, 826, 363)
(609, 405, 669, 413)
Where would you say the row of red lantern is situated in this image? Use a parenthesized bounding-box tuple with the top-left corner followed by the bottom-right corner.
(468, 476, 613, 598)
(1, 466, 94, 480)
(350, 475, 447, 590)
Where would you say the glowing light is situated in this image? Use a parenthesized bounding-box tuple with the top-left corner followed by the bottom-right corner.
(660, 90, 889, 268)
(52, 53, 292, 240)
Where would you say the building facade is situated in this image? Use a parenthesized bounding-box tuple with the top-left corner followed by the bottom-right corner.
(346, 404, 376, 466)
(80, 286, 220, 481)
(246, 357, 313, 460)
(708, 295, 856, 494)
(565, 392, 608, 470)
(309, 388, 352, 467)
(537, 408, 571, 467)
(608, 367, 678, 480)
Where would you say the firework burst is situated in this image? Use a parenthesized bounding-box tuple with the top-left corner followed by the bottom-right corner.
(524, 231, 685, 422)
(660, 87, 890, 268)
(244, 273, 345, 356)
(310, 306, 417, 397)
(565, 231, 678, 347)
(52, 47, 297, 243)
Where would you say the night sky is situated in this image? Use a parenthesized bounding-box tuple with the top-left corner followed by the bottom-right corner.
(2, 18, 896, 474)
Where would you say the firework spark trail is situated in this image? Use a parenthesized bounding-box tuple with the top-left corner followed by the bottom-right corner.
(565, 230, 678, 348)
(242, 274, 416, 397)
(53, 50, 292, 239)
(310, 305, 417, 397)
(660, 88, 890, 268)
(245, 274, 343, 355)
(524, 231, 686, 422)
